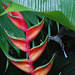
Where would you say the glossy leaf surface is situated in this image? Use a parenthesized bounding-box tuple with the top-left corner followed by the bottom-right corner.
(33, 54, 55, 75)
(29, 35, 48, 62)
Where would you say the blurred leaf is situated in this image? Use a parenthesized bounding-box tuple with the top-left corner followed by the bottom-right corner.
(0, 27, 9, 53)
(21, 11, 39, 25)
(0, 27, 9, 73)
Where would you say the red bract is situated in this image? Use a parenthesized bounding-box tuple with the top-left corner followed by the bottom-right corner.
(8, 11, 28, 32)
(3, 4, 28, 32)
(26, 20, 45, 42)
(3, 3, 55, 75)
(9, 37, 27, 52)
(32, 54, 55, 75)
(10, 59, 34, 74)
(29, 35, 48, 63)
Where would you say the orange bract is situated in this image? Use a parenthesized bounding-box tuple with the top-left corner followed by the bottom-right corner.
(10, 59, 34, 74)
(9, 37, 27, 52)
(33, 61, 53, 75)
(29, 41, 47, 63)
(26, 21, 44, 42)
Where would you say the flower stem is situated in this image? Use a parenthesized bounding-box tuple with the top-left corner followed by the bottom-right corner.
(32, 40, 35, 47)
(26, 53, 28, 59)
(56, 22, 60, 33)
(48, 24, 51, 36)
(48, 19, 51, 36)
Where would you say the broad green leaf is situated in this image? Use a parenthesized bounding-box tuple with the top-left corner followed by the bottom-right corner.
(0, 0, 75, 31)
(0, 2, 33, 16)
(21, 11, 39, 25)
(40, 11, 75, 31)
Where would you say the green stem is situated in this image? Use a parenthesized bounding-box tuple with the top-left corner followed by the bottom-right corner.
(47, 19, 51, 37)
(56, 22, 60, 33)
(32, 40, 35, 47)
(26, 53, 28, 59)
(48, 24, 51, 36)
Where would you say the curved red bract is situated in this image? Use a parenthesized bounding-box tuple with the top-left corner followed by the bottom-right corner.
(3, 4, 28, 32)
(9, 37, 28, 52)
(10, 59, 34, 74)
(26, 21, 44, 42)
(29, 41, 47, 63)
(32, 61, 53, 75)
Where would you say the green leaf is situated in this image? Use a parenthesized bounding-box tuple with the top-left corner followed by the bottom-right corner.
(0, 0, 75, 31)
(0, 28, 9, 53)
(40, 11, 75, 31)
(0, 27, 9, 72)
(21, 11, 39, 25)
(0, 2, 33, 16)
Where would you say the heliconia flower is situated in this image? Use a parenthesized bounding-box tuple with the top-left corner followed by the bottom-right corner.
(3, 4, 28, 32)
(3, 52, 34, 74)
(3, 3, 55, 75)
(32, 54, 55, 75)
(29, 35, 48, 63)
(26, 17, 45, 42)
